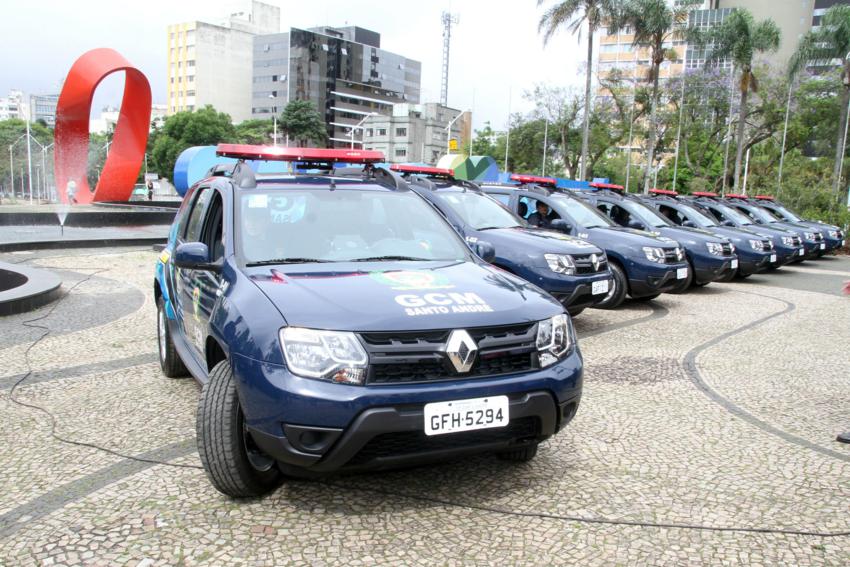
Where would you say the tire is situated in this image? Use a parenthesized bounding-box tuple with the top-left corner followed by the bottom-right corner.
(567, 306, 585, 317)
(717, 270, 737, 283)
(668, 261, 694, 294)
(157, 296, 188, 378)
(197, 360, 283, 498)
(633, 293, 660, 301)
(497, 443, 538, 462)
(736, 272, 751, 280)
(594, 262, 627, 310)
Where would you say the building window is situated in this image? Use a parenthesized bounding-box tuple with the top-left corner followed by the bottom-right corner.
(186, 90, 195, 96)
(187, 60, 195, 67)
(365, 128, 373, 137)
(377, 128, 387, 136)
(395, 148, 407, 157)
(395, 127, 407, 136)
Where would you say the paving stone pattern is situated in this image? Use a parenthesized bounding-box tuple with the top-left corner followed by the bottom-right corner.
(0, 248, 848, 565)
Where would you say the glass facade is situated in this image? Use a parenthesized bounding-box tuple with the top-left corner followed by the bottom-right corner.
(686, 9, 733, 70)
(252, 27, 421, 147)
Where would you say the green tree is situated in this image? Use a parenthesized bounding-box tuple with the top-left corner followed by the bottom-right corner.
(538, 0, 618, 181)
(233, 118, 275, 145)
(693, 8, 780, 192)
(470, 121, 500, 158)
(0, 119, 53, 198)
(149, 105, 235, 182)
(279, 100, 327, 147)
(789, 4, 850, 193)
(612, 0, 700, 192)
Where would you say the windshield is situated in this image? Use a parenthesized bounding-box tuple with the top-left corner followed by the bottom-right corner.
(238, 188, 470, 264)
(676, 203, 718, 227)
(621, 200, 670, 228)
(737, 204, 779, 224)
(434, 191, 523, 230)
(714, 204, 753, 225)
(551, 194, 614, 228)
(769, 204, 801, 222)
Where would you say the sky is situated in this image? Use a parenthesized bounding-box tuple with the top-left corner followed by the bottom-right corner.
(0, 0, 588, 131)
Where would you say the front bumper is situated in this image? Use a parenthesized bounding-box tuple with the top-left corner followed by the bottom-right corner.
(541, 271, 612, 312)
(232, 350, 582, 473)
(736, 249, 773, 276)
(628, 261, 689, 297)
(691, 253, 738, 284)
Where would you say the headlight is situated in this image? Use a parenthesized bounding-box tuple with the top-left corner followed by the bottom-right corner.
(706, 242, 724, 256)
(828, 230, 839, 238)
(804, 232, 815, 240)
(642, 246, 666, 263)
(781, 236, 795, 246)
(748, 239, 765, 251)
(536, 314, 573, 368)
(280, 327, 368, 384)
(544, 253, 576, 275)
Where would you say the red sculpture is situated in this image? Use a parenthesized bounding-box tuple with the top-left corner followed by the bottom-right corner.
(54, 48, 151, 204)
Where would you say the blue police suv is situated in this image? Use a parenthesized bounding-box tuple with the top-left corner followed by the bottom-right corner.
(640, 189, 775, 279)
(573, 184, 738, 289)
(481, 176, 689, 309)
(391, 165, 612, 316)
(751, 195, 844, 255)
(155, 145, 584, 497)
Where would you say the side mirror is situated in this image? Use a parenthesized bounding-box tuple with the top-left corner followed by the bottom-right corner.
(174, 242, 221, 272)
(628, 219, 644, 230)
(682, 220, 696, 228)
(722, 220, 735, 227)
(474, 241, 496, 263)
(550, 219, 573, 233)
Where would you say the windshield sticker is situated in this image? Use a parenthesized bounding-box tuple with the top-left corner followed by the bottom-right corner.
(370, 270, 454, 290)
(247, 194, 268, 208)
(578, 232, 589, 239)
(395, 292, 494, 316)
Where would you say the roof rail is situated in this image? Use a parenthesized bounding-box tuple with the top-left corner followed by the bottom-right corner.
(205, 160, 257, 189)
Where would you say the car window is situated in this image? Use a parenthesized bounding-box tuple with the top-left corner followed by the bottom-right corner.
(658, 204, 685, 225)
(774, 205, 801, 222)
(711, 204, 752, 225)
(237, 188, 471, 264)
(519, 196, 561, 222)
(622, 200, 670, 228)
(490, 193, 511, 207)
(737, 204, 775, 224)
(183, 188, 213, 242)
(549, 194, 613, 228)
(434, 191, 523, 230)
(202, 192, 225, 262)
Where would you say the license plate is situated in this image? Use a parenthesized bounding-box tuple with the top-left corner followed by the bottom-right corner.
(676, 267, 688, 280)
(799, 248, 805, 256)
(731, 259, 738, 269)
(591, 279, 609, 295)
(770, 254, 777, 262)
(424, 396, 509, 436)
(820, 243, 826, 250)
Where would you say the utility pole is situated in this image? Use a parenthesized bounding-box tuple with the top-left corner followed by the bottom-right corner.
(721, 66, 736, 196)
(777, 81, 793, 198)
(26, 109, 33, 205)
(542, 119, 549, 176)
(440, 12, 459, 107)
(504, 88, 512, 172)
(672, 73, 687, 191)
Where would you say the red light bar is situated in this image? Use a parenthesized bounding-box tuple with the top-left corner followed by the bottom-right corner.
(390, 164, 454, 177)
(215, 144, 385, 163)
(511, 174, 557, 187)
(692, 191, 718, 197)
(754, 194, 775, 201)
(589, 182, 625, 191)
(725, 194, 748, 199)
(650, 188, 678, 196)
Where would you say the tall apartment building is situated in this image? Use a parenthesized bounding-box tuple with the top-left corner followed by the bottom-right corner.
(167, 0, 279, 123)
(29, 94, 58, 126)
(0, 90, 26, 121)
(251, 26, 421, 147)
(360, 103, 470, 165)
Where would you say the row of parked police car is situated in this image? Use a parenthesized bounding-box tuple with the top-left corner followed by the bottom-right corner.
(154, 146, 844, 498)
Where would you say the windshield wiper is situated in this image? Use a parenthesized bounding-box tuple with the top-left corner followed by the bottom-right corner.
(476, 226, 509, 231)
(247, 258, 333, 266)
(351, 255, 432, 262)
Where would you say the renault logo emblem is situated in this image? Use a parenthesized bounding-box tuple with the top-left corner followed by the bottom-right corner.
(590, 254, 599, 271)
(444, 329, 478, 373)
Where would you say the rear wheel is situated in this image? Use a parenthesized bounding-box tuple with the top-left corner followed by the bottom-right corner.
(497, 443, 538, 463)
(197, 360, 283, 498)
(594, 262, 627, 310)
(157, 296, 188, 378)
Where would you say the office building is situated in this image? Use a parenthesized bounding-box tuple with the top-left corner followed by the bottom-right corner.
(251, 26, 421, 147)
(361, 103, 469, 165)
(167, 0, 279, 123)
(0, 90, 27, 121)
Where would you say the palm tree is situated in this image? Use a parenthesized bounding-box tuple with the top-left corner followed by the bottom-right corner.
(789, 5, 850, 193)
(538, 0, 617, 181)
(693, 9, 780, 192)
(611, 0, 700, 193)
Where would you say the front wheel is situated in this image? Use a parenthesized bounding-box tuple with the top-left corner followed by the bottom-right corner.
(594, 263, 627, 310)
(197, 360, 283, 498)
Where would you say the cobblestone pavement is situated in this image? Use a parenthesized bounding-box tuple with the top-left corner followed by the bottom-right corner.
(0, 247, 848, 566)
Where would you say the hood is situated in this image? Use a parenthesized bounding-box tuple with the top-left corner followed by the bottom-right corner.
(655, 226, 727, 245)
(475, 227, 603, 256)
(709, 225, 768, 242)
(246, 261, 562, 332)
(590, 226, 680, 248)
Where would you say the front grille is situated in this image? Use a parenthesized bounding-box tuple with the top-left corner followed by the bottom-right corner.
(792, 236, 802, 247)
(814, 232, 823, 242)
(663, 248, 681, 264)
(347, 416, 540, 466)
(721, 243, 734, 256)
(573, 253, 608, 274)
(762, 240, 774, 251)
(361, 323, 538, 385)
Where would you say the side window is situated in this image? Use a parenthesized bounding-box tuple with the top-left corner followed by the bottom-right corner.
(608, 204, 632, 227)
(491, 193, 511, 207)
(518, 197, 534, 219)
(706, 206, 724, 222)
(596, 201, 614, 218)
(202, 192, 225, 262)
(736, 206, 758, 222)
(658, 204, 683, 225)
(183, 188, 213, 242)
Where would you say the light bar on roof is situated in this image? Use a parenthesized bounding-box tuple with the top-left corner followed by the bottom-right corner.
(692, 191, 718, 198)
(510, 174, 556, 186)
(754, 195, 775, 200)
(725, 194, 748, 199)
(589, 182, 625, 191)
(390, 164, 454, 177)
(215, 144, 385, 163)
(649, 188, 678, 196)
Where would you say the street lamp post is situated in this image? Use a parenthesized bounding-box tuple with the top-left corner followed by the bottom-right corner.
(268, 94, 277, 146)
(445, 110, 469, 155)
(349, 113, 377, 149)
